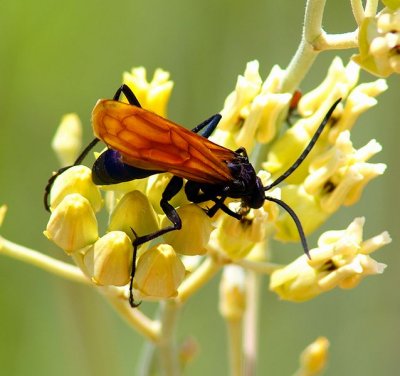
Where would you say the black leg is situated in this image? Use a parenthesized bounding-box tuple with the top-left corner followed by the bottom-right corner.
(114, 84, 142, 107)
(191, 114, 221, 137)
(132, 176, 184, 247)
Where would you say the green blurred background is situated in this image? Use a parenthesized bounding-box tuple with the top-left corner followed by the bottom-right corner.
(0, 0, 398, 375)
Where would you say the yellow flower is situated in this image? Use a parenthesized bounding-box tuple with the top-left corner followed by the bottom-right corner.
(133, 244, 186, 299)
(44, 194, 99, 254)
(352, 8, 400, 77)
(49, 165, 103, 212)
(51, 113, 82, 166)
(217, 60, 262, 134)
(270, 218, 390, 302)
(108, 190, 160, 241)
(83, 231, 133, 286)
(215, 202, 270, 259)
(161, 204, 213, 256)
(298, 58, 359, 116)
(123, 67, 173, 116)
(215, 61, 292, 151)
(274, 131, 386, 241)
(304, 131, 386, 212)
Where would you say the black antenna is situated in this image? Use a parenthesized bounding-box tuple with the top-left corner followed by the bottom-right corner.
(44, 137, 100, 211)
(264, 98, 341, 192)
(265, 196, 310, 258)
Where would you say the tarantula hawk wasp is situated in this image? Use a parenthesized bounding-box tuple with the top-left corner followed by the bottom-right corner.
(45, 84, 340, 307)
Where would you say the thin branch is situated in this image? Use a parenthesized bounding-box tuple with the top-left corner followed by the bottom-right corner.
(0, 236, 89, 284)
(350, 0, 365, 26)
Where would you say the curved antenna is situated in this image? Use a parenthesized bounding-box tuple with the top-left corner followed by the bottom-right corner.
(44, 137, 100, 211)
(264, 98, 341, 192)
(265, 195, 310, 258)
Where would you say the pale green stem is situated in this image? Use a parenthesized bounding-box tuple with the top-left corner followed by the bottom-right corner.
(137, 341, 157, 376)
(177, 256, 222, 303)
(313, 31, 358, 50)
(279, 0, 326, 93)
(243, 271, 261, 376)
(350, 0, 365, 25)
(280, 0, 359, 94)
(364, 0, 379, 17)
(157, 300, 181, 376)
(0, 236, 89, 284)
(103, 289, 160, 342)
(226, 318, 244, 376)
(235, 258, 283, 274)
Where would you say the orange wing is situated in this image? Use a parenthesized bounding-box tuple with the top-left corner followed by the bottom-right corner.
(92, 99, 236, 184)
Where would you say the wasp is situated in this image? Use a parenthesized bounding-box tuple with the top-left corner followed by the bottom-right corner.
(45, 84, 340, 306)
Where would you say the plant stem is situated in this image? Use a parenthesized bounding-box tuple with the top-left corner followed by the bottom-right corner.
(177, 256, 222, 303)
(103, 290, 161, 342)
(157, 301, 181, 376)
(350, 0, 365, 25)
(364, 0, 379, 17)
(226, 318, 244, 376)
(0, 236, 89, 284)
(235, 258, 283, 274)
(243, 271, 261, 376)
(279, 0, 327, 93)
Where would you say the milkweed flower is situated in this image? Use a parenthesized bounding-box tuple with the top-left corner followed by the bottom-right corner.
(352, 6, 400, 77)
(42, 62, 390, 305)
(52, 113, 82, 166)
(270, 218, 390, 302)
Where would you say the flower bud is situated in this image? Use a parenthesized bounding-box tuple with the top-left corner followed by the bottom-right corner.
(51, 113, 82, 166)
(133, 244, 186, 299)
(298, 337, 330, 376)
(108, 190, 159, 239)
(44, 194, 98, 253)
(219, 265, 246, 320)
(161, 204, 213, 255)
(0, 205, 6, 227)
(146, 173, 188, 214)
(83, 231, 133, 286)
(217, 203, 269, 259)
(49, 165, 103, 212)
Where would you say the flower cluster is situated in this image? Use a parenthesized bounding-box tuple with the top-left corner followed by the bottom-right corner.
(42, 60, 390, 306)
(353, 4, 400, 77)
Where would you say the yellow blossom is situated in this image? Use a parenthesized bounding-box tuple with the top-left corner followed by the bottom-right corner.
(161, 204, 213, 256)
(133, 244, 186, 299)
(44, 194, 99, 254)
(51, 113, 82, 166)
(146, 173, 188, 215)
(298, 58, 359, 116)
(49, 165, 103, 212)
(108, 190, 159, 241)
(270, 218, 390, 302)
(216, 202, 270, 259)
(83, 231, 133, 286)
(217, 60, 262, 134)
(304, 131, 386, 212)
(352, 8, 400, 77)
(123, 67, 173, 116)
(327, 78, 388, 142)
